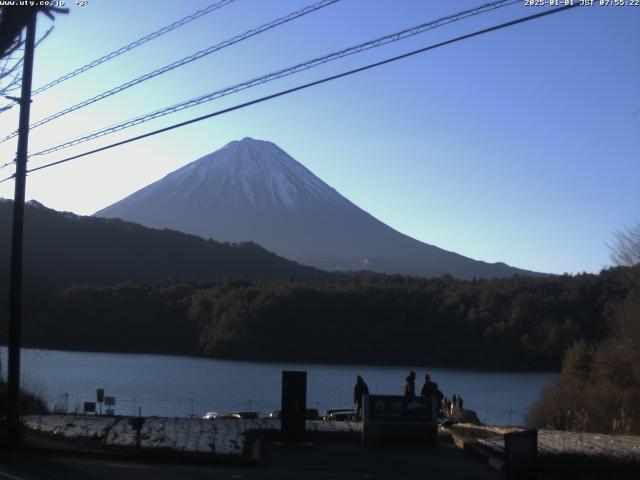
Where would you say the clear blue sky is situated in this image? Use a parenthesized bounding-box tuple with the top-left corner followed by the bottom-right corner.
(0, 0, 638, 275)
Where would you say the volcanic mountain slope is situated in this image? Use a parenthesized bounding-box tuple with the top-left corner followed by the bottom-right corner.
(96, 137, 540, 279)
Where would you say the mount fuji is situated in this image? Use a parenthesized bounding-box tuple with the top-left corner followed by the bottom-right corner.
(95, 137, 538, 279)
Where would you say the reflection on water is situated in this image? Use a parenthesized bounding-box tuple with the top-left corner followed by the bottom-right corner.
(1, 348, 557, 426)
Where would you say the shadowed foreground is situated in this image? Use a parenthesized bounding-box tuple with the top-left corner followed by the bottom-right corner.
(0, 441, 501, 480)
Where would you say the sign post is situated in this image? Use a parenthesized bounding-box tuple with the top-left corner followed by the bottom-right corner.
(97, 388, 104, 416)
(104, 396, 116, 416)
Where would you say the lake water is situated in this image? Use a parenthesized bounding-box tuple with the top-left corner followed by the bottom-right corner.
(1, 348, 557, 426)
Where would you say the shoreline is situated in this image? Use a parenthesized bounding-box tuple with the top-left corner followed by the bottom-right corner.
(0, 345, 560, 374)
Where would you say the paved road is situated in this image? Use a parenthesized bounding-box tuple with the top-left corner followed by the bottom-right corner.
(0, 442, 501, 480)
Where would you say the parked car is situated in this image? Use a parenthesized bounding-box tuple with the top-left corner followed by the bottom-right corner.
(322, 408, 356, 421)
(305, 408, 320, 420)
(269, 408, 319, 420)
(229, 411, 259, 419)
(202, 412, 219, 420)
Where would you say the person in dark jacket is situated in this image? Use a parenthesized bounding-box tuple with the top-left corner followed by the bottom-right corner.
(403, 371, 416, 396)
(354, 375, 369, 420)
(420, 373, 438, 397)
(420, 373, 443, 409)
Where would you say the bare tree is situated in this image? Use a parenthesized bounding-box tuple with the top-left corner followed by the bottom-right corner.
(0, 6, 65, 59)
(609, 221, 640, 267)
(0, 26, 54, 111)
(0, 6, 65, 110)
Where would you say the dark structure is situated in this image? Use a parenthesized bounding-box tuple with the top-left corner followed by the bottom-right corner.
(281, 371, 307, 444)
(6, 11, 36, 448)
(505, 429, 538, 480)
(2, 4, 66, 447)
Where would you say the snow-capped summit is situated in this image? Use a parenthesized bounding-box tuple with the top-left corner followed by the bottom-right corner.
(144, 137, 349, 210)
(96, 138, 538, 278)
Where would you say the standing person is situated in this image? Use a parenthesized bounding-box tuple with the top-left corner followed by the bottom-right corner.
(403, 371, 416, 396)
(458, 395, 464, 412)
(421, 373, 444, 411)
(420, 373, 438, 397)
(353, 375, 369, 421)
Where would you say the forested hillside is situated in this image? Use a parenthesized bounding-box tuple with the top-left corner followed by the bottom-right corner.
(186, 270, 625, 369)
(0, 199, 321, 292)
(6, 268, 635, 370)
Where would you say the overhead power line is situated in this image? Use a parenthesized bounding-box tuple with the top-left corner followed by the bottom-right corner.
(28, 0, 520, 158)
(0, 2, 579, 185)
(0, 159, 15, 170)
(0, 0, 340, 143)
(3, 1, 341, 142)
(0, 0, 236, 115)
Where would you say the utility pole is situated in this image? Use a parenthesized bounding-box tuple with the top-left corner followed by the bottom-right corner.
(7, 13, 37, 447)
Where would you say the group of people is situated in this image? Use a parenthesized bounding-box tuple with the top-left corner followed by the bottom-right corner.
(403, 371, 464, 414)
(443, 394, 464, 413)
(402, 370, 443, 404)
(353, 370, 454, 420)
(353, 370, 463, 419)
